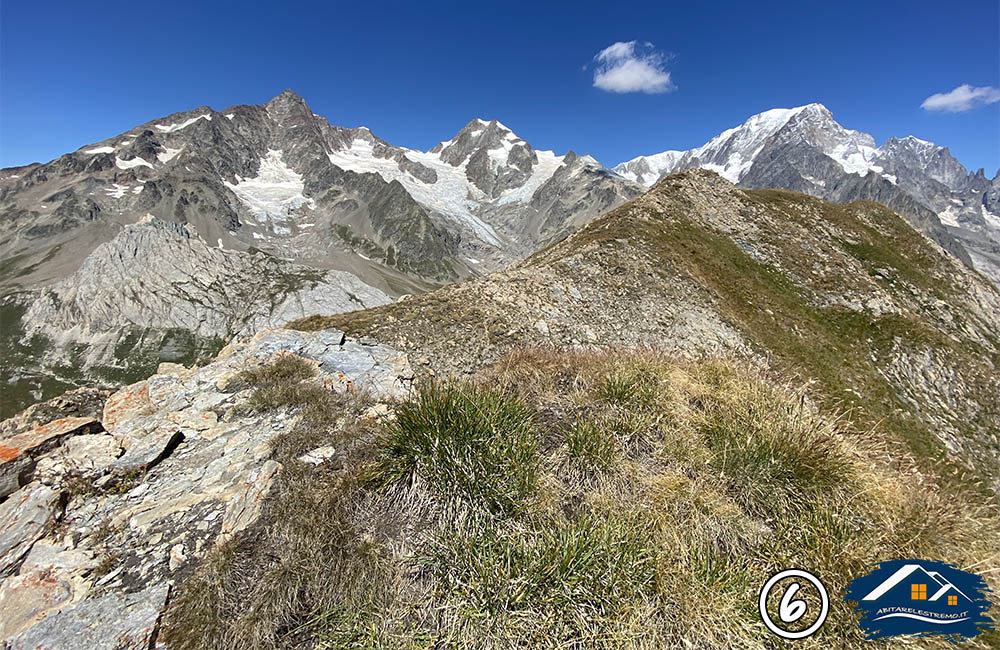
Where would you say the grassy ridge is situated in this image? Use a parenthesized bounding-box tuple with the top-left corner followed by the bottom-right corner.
(163, 349, 999, 649)
(563, 187, 1000, 492)
(288, 182, 1000, 496)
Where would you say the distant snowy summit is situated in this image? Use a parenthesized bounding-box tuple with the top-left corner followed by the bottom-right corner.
(614, 104, 881, 187)
(613, 103, 1000, 286)
(618, 104, 925, 186)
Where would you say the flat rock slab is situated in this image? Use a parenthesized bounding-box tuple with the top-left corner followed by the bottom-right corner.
(34, 434, 121, 485)
(111, 426, 184, 473)
(0, 540, 98, 639)
(225, 328, 414, 399)
(0, 388, 110, 439)
(0, 417, 99, 499)
(0, 417, 101, 465)
(217, 459, 281, 546)
(9, 582, 169, 650)
(298, 445, 336, 466)
(101, 381, 151, 434)
(167, 408, 218, 432)
(0, 483, 62, 575)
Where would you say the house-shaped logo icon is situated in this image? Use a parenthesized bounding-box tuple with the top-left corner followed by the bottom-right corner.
(845, 560, 994, 641)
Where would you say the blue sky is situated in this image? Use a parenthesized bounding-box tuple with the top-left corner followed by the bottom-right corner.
(2, 0, 998, 172)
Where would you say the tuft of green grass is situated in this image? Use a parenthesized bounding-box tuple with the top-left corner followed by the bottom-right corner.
(236, 354, 345, 424)
(370, 384, 539, 516)
(596, 369, 659, 407)
(564, 419, 619, 473)
(425, 512, 660, 646)
(239, 353, 319, 385)
(696, 381, 855, 519)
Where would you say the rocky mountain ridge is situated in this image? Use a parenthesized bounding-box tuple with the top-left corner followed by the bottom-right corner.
(0, 90, 640, 417)
(300, 170, 1000, 493)
(2, 90, 640, 295)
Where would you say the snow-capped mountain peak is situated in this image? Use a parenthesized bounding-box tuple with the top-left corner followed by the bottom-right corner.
(325, 115, 617, 246)
(615, 104, 829, 185)
(613, 102, 885, 187)
(612, 101, 1000, 287)
(433, 118, 531, 169)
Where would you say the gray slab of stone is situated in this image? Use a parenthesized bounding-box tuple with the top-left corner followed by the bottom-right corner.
(34, 434, 121, 485)
(1, 417, 102, 500)
(0, 540, 97, 640)
(217, 459, 281, 546)
(324, 341, 377, 378)
(0, 483, 62, 575)
(111, 426, 184, 473)
(0, 455, 33, 502)
(9, 582, 169, 650)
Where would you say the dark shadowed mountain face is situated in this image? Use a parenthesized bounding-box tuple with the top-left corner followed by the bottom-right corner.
(614, 104, 1000, 287)
(0, 90, 641, 416)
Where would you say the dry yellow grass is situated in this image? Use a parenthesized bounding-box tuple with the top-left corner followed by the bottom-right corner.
(163, 348, 1000, 649)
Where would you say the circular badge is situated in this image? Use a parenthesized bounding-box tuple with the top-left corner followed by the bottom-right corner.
(758, 568, 829, 639)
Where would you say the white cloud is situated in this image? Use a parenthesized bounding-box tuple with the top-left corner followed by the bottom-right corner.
(592, 41, 674, 94)
(921, 84, 1000, 112)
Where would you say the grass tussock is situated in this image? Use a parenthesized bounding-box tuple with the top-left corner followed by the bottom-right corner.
(370, 384, 538, 516)
(235, 353, 344, 425)
(563, 419, 619, 474)
(163, 347, 1000, 650)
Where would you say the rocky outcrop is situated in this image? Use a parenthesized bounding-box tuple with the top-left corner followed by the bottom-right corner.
(1, 217, 391, 419)
(0, 328, 413, 646)
(0, 418, 102, 500)
(0, 388, 109, 439)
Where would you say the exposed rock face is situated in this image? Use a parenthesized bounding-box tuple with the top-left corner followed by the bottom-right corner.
(614, 104, 1000, 287)
(0, 483, 62, 576)
(23, 217, 388, 340)
(7, 583, 170, 650)
(0, 91, 463, 293)
(0, 328, 413, 647)
(2, 217, 391, 418)
(0, 418, 102, 500)
(0, 388, 109, 439)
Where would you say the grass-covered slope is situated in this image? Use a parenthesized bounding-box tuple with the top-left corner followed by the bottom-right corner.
(290, 170, 1000, 496)
(163, 350, 999, 649)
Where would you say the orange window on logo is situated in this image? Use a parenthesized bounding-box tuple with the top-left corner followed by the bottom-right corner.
(911, 584, 927, 600)
(948, 595, 958, 605)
